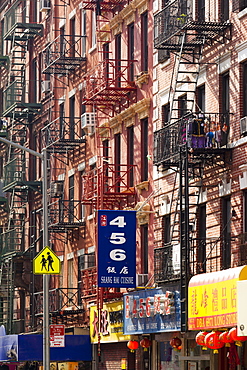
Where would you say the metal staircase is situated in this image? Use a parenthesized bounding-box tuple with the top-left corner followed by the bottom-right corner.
(153, 0, 232, 333)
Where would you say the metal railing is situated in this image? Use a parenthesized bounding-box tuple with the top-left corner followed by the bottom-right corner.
(154, 112, 230, 165)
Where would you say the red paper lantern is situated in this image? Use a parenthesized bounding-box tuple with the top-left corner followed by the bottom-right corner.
(140, 338, 152, 351)
(229, 327, 247, 346)
(170, 337, 182, 349)
(127, 340, 139, 352)
(219, 331, 234, 347)
(195, 331, 208, 349)
(204, 331, 224, 353)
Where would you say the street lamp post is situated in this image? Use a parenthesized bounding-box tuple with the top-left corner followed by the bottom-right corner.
(0, 137, 50, 370)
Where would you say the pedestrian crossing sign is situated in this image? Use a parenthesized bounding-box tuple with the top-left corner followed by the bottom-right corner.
(33, 246, 61, 275)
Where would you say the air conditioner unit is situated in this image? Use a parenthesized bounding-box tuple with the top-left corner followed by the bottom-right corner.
(40, 0, 51, 11)
(136, 274, 149, 287)
(50, 181, 64, 197)
(240, 116, 247, 135)
(81, 113, 95, 133)
(41, 80, 51, 93)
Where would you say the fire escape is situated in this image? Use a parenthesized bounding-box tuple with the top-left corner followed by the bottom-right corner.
(153, 0, 232, 332)
(36, 25, 88, 328)
(0, 0, 43, 333)
(80, 0, 137, 302)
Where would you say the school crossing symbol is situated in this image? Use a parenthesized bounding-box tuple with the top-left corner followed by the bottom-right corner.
(33, 246, 61, 274)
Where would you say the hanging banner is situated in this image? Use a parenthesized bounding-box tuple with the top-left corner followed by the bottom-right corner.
(97, 210, 136, 288)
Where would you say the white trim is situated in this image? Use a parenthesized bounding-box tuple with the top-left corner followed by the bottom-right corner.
(238, 7, 247, 19)
(69, 9, 76, 19)
(69, 88, 76, 98)
(67, 252, 74, 260)
(77, 249, 85, 256)
(88, 245, 95, 253)
(236, 40, 247, 63)
(216, 52, 231, 74)
(78, 162, 86, 172)
(68, 168, 75, 177)
(58, 173, 65, 181)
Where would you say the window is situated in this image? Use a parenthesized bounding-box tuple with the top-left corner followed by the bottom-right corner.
(162, 103, 170, 126)
(103, 42, 110, 84)
(78, 253, 96, 270)
(141, 118, 148, 182)
(69, 175, 74, 222)
(162, 215, 170, 244)
(59, 102, 65, 138)
(198, 204, 206, 273)
(115, 33, 121, 87)
(81, 10, 86, 57)
(221, 0, 229, 21)
(198, 0, 205, 21)
(80, 170, 86, 220)
(141, 224, 148, 274)
(60, 27, 65, 56)
(67, 258, 74, 300)
(31, 58, 37, 103)
(220, 72, 229, 145)
(70, 17, 76, 57)
(141, 11, 148, 72)
(127, 126, 134, 187)
(69, 96, 75, 140)
(242, 63, 247, 117)
(128, 23, 134, 82)
(222, 196, 231, 269)
(178, 94, 187, 118)
(91, 11, 96, 48)
(103, 139, 109, 192)
(114, 133, 121, 192)
(59, 261, 64, 288)
(196, 84, 205, 112)
(240, 0, 247, 11)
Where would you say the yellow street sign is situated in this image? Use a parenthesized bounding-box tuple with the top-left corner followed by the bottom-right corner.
(33, 246, 61, 275)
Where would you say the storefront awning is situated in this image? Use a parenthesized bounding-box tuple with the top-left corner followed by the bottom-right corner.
(0, 335, 92, 362)
(188, 265, 247, 330)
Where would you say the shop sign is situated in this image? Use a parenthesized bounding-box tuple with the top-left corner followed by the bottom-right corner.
(97, 210, 136, 288)
(123, 286, 181, 334)
(90, 301, 131, 343)
(188, 265, 247, 330)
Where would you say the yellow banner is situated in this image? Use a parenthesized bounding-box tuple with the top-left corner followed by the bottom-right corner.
(188, 278, 237, 330)
(90, 301, 130, 343)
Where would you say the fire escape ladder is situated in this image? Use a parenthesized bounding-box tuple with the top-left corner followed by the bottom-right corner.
(169, 33, 206, 124)
(0, 258, 15, 333)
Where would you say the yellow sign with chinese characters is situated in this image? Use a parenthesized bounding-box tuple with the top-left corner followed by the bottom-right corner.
(90, 301, 130, 343)
(188, 265, 247, 330)
(33, 246, 61, 274)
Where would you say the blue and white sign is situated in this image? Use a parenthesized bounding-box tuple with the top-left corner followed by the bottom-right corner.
(97, 210, 136, 288)
(123, 286, 181, 334)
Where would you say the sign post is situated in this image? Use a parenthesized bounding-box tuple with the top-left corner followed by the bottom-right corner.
(0, 137, 50, 370)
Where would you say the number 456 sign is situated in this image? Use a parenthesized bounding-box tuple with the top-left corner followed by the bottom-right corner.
(98, 210, 136, 288)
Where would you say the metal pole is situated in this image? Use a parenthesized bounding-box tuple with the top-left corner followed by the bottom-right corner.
(42, 147, 50, 370)
(0, 137, 50, 370)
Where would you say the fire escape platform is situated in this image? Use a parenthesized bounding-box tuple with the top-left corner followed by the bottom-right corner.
(82, 0, 124, 12)
(3, 23, 44, 41)
(43, 57, 87, 75)
(42, 35, 86, 75)
(2, 180, 42, 193)
(3, 103, 42, 118)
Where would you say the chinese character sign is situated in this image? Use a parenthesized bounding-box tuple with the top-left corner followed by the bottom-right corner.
(188, 278, 238, 330)
(97, 210, 136, 288)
